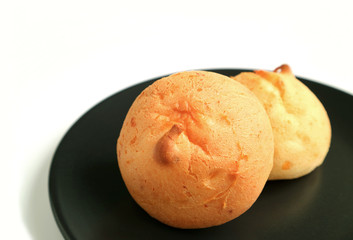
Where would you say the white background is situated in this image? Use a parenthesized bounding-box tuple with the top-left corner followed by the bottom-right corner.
(1, 0, 352, 239)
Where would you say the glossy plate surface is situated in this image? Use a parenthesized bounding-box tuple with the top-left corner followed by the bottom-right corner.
(49, 69, 353, 240)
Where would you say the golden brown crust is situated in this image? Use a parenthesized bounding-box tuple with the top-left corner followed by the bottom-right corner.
(154, 124, 184, 164)
(274, 64, 292, 74)
(231, 65, 331, 180)
(117, 71, 274, 228)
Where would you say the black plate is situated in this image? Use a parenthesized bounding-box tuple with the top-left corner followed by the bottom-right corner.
(49, 69, 353, 240)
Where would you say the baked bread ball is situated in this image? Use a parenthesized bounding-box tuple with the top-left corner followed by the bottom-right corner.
(117, 71, 274, 228)
(231, 65, 331, 180)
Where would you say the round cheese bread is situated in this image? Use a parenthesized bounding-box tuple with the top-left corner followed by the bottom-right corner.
(231, 65, 331, 180)
(117, 71, 274, 228)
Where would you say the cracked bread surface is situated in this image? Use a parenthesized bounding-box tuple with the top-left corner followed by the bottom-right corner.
(231, 65, 331, 180)
(117, 71, 274, 228)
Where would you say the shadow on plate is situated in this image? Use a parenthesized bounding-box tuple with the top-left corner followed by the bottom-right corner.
(21, 144, 63, 240)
